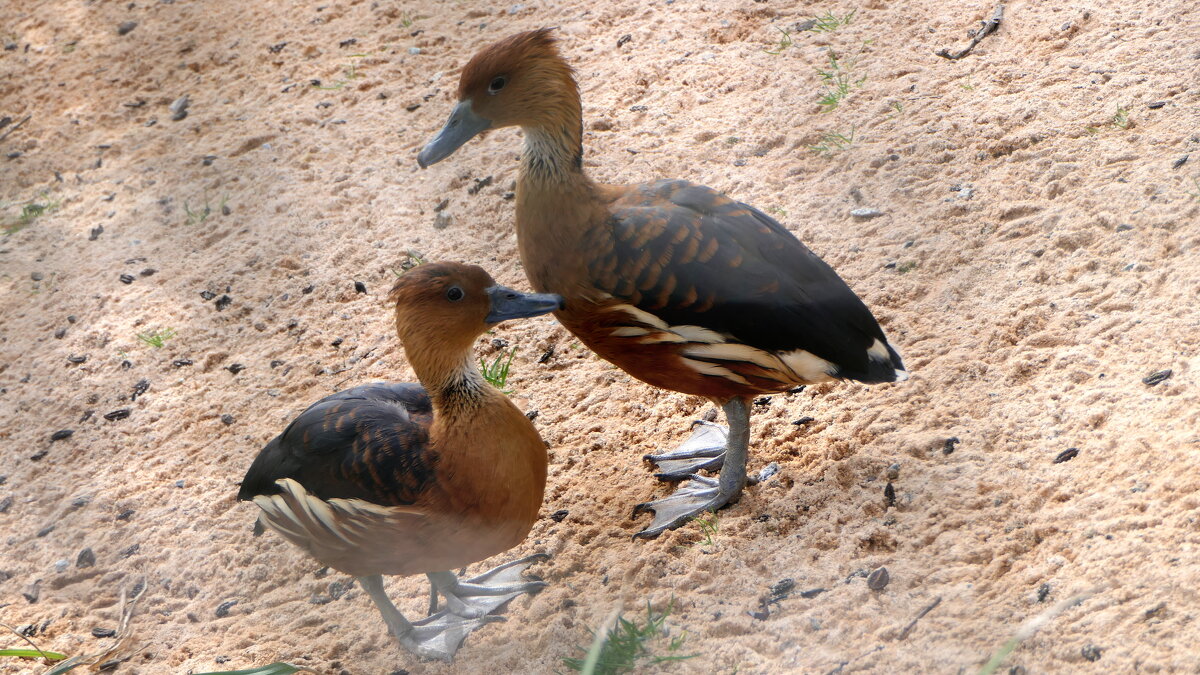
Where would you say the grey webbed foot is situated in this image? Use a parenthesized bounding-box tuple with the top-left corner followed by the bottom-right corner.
(631, 475, 732, 539)
(428, 553, 549, 619)
(643, 421, 729, 480)
(398, 610, 505, 661)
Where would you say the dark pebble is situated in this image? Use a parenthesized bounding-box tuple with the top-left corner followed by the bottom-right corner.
(309, 593, 333, 605)
(30, 449, 49, 460)
(90, 226, 104, 241)
(226, 363, 246, 375)
(92, 627, 117, 638)
(70, 496, 91, 509)
(175, 480, 186, 488)
(253, 520, 265, 536)
(302, 284, 315, 294)
(354, 281, 367, 294)
(433, 198, 449, 212)
(51, 429, 74, 441)
(116, 509, 134, 521)
(753, 396, 772, 406)
(269, 360, 284, 369)
(492, 338, 510, 350)
(120, 543, 140, 558)
(769, 578, 795, 600)
(214, 295, 232, 311)
(117, 21, 137, 35)
(31, 271, 44, 281)
(617, 33, 632, 47)
(199, 290, 216, 301)
(329, 579, 355, 599)
(104, 408, 131, 421)
(550, 509, 569, 522)
(98, 659, 121, 672)
(215, 600, 238, 618)
(525, 409, 539, 421)
(131, 379, 150, 400)
(54, 328, 67, 339)
(0, 496, 12, 513)
(799, 587, 826, 599)
(67, 315, 77, 323)
(119, 273, 135, 284)
(268, 42, 288, 53)
(538, 345, 555, 363)
(1142, 369, 1172, 386)
(1053, 447, 1079, 463)
(1173, 155, 1189, 170)
(1146, 101, 1165, 109)
(202, 155, 217, 166)
(503, 191, 515, 200)
(37, 524, 56, 537)
(1037, 583, 1051, 602)
(23, 582, 40, 603)
(1081, 644, 1102, 662)
(140, 268, 156, 277)
(467, 175, 493, 195)
(943, 437, 961, 454)
(120, 360, 132, 370)
(406, 103, 421, 112)
(867, 566, 890, 591)
(331, 337, 344, 347)
(67, 354, 88, 364)
(1115, 223, 1134, 232)
(792, 416, 815, 426)
(170, 95, 190, 121)
(884, 482, 896, 507)
(883, 261, 897, 269)
(77, 547, 96, 568)
(173, 358, 193, 368)
(787, 385, 806, 394)
(220, 414, 235, 426)
(0, 475, 6, 485)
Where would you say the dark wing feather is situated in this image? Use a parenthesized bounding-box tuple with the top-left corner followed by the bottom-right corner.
(589, 179, 897, 378)
(237, 382, 435, 505)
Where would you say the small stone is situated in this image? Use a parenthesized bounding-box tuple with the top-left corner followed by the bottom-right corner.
(433, 198, 449, 212)
(116, 509, 134, 521)
(1172, 155, 1188, 170)
(70, 495, 91, 510)
(92, 627, 116, 638)
(792, 416, 815, 426)
(850, 208, 885, 220)
(51, 429, 74, 441)
(884, 482, 896, 507)
(175, 480, 186, 488)
(550, 509, 569, 522)
(331, 337, 344, 348)
(525, 409, 539, 421)
(67, 354, 87, 364)
(199, 290, 216, 301)
(170, 94, 190, 121)
(433, 212, 452, 229)
(31, 271, 44, 281)
(30, 449, 48, 461)
(173, 358, 193, 368)
(1146, 101, 1165, 109)
(104, 408, 132, 421)
(54, 559, 70, 573)
(23, 582, 40, 603)
(408, 47, 421, 55)
(1142, 369, 1172, 386)
(54, 328, 67, 339)
(67, 315, 77, 323)
(214, 295, 232, 311)
(140, 268, 156, 277)
(867, 566, 890, 591)
(769, 578, 795, 601)
(1053, 447, 1079, 464)
(119, 273, 135, 284)
(269, 360, 284, 369)
(1037, 583, 1051, 602)
(220, 414, 235, 426)
(943, 437, 961, 455)
(117, 21, 137, 35)
(799, 587, 826, 599)
(215, 600, 238, 617)
(885, 463, 900, 480)
(120, 543, 140, 557)
(1115, 223, 1134, 232)
(0, 496, 12, 513)
(226, 363, 246, 375)
(329, 579, 355, 599)
(492, 338, 510, 350)
(1081, 644, 1102, 662)
(90, 225, 104, 240)
(77, 547, 96, 568)
(354, 281, 367, 294)
(617, 34, 632, 47)
(302, 284, 315, 294)
(37, 524, 55, 537)
(131, 379, 150, 400)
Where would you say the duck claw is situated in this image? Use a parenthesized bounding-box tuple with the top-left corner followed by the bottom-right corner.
(399, 610, 506, 661)
(632, 475, 730, 539)
(643, 421, 729, 481)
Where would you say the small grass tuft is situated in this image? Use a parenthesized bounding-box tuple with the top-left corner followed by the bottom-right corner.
(137, 327, 176, 348)
(809, 129, 856, 156)
(3, 194, 61, 234)
(480, 347, 516, 394)
(815, 50, 865, 112)
(763, 27, 793, 55)
(897, 261, 918, 274)
(1111, 106, 1131, 129)
(690, 511, 719, 547)
(195, 663, 311, 675)
(564, 600, 696, 674)
(809, 9, 856, 32)
(1186, 176, 1200, 201)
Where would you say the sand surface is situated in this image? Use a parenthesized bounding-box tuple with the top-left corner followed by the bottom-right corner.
(2, 0, 1199, 673)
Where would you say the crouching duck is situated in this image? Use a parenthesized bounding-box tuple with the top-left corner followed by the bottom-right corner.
(237, 262, 563, 660)
(418, 30, 908, 539)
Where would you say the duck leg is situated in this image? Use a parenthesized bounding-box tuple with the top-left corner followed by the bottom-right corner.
(359, 574, 501, 662)
(633, 398, 750, 539)
(427, 553, 549, 619)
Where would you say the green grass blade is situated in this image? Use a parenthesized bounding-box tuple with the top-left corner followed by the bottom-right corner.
(194, 663, 309, 675)
(0, 648, 68, 660)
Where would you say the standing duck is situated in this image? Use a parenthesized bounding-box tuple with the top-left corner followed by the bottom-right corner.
(417, 30, 907, 539)
(237, 262, 563, 660)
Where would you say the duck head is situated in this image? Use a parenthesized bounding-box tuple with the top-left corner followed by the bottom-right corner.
(417, 28, 579, 168)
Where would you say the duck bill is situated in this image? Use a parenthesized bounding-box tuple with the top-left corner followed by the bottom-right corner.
(417, 100, 492, 168)
(485, 285, 564, 323)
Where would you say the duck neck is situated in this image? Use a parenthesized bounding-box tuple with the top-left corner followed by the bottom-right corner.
(520, 123, 585, 186)
(414, 353, 491, 414)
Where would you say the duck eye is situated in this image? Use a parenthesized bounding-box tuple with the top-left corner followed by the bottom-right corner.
(487, 76, 507, 94)
(446, 286, 464, 302)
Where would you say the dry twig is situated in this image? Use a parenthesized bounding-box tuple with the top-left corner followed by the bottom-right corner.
(936, 5, 1004, 60)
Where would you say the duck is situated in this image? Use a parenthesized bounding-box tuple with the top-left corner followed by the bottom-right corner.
(417, 29, 907, 539)
(237, 262, 563, 661)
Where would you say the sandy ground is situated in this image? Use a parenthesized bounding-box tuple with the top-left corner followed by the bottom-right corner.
(2, 0, 1200, 673)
